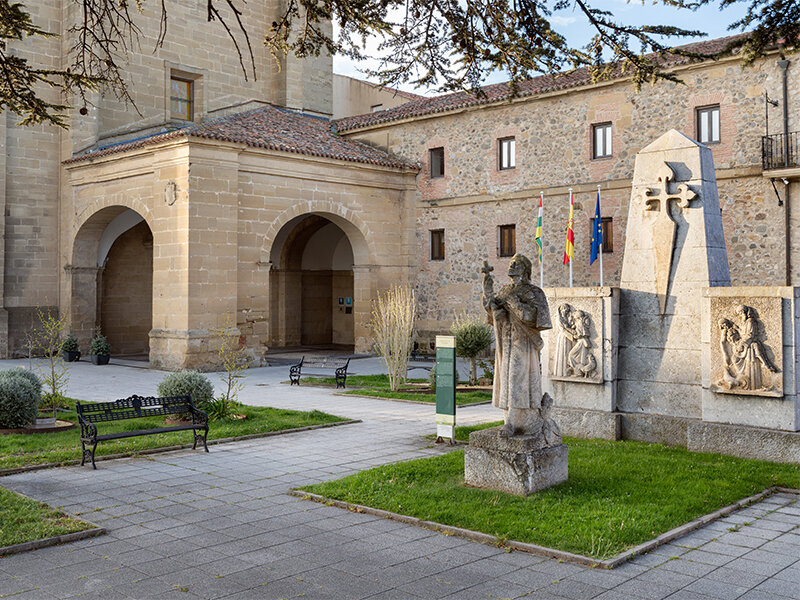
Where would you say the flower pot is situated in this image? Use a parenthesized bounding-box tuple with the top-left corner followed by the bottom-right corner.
(90, 354, 110, 365)
(62, 350, 81, 362)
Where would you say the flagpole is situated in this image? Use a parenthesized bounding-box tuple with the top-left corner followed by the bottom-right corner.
(568, 188, 573, 288)
(539, 192, 544, 288)
(598, 185, 604, 287)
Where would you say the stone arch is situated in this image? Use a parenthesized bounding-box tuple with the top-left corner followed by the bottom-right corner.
(262, 201, 374, 267)
(69, 205, 154, 358)
(266, 206, 372, 350)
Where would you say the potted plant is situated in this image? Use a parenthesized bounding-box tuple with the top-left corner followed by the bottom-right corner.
(89, 333, 111, 365)
(61, 333, 81, 362)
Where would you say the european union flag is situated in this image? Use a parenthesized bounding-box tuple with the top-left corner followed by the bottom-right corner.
(590, 190, 602, 265)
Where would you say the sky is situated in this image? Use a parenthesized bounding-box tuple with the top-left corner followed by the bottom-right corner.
(332, 0, 750, 95)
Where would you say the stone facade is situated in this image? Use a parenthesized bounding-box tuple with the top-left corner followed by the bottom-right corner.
(342, 57, 799, 349)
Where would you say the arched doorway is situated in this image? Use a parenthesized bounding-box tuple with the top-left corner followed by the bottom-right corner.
(70, 207, 153, 358)
(269, 215, 355, 349)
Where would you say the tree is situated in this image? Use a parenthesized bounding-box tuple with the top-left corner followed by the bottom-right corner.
(451, 314, 493, 386)
(2, 0, 797, 128)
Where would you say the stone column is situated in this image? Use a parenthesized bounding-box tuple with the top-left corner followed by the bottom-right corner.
(352, 264, 374, 354)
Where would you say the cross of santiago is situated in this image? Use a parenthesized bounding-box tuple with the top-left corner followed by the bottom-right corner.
(643, 165, 697, 219)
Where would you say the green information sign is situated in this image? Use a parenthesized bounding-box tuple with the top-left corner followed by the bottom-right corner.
(435, 335, 456, 443)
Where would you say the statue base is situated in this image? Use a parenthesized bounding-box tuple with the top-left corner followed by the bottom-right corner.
(464, 427, 568, 496)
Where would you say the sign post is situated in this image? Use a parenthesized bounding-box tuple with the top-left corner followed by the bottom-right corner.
(435, 335, 457, 444)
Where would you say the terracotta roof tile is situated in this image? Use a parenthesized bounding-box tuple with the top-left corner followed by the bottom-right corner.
(64, 105, 417, 169)
(334, 33, 748, 133)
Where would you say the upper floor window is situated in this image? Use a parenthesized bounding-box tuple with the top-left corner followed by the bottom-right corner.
(430, 147, 445, 178)
(170, 77, 193, 121)
(499, 224, 516, 257)
(696, 105, 720, 144)
(498, 137, 516, 170)
(592, 123, 612, 159)
(430, 229, 445, 260)
(371, 104, 383, 112)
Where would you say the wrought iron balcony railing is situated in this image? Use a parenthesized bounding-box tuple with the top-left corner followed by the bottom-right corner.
(762, 132, 800, 171)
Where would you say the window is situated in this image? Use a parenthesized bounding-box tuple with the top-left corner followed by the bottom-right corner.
(696, 105, 720, 144)
(499, 225, 516, 257)
(498, 137, 516, 170)
(601, 217, 613, 253)
(592, 123, 612, 159)
(170, 77, 193, 121)
(370, 104, 383, 113)
(429, 147, 445, 178)
(430, 229, 445, 261)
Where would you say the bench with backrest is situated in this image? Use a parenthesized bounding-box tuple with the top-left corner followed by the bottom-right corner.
(76, 394, 209, 469)
(289, 356, 351, 389)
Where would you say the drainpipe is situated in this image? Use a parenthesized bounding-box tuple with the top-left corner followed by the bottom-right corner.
(777, 58, 791, 283)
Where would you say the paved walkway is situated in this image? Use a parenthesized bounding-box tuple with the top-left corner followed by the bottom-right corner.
(0, 359, 798, 600)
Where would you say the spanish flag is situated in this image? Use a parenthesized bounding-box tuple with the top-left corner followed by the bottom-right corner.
(563, 189, 575, 265)
(535, 193, 544, 265)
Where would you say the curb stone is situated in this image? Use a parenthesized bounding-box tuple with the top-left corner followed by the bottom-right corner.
(0, 527, 106, 557)
(289, 487, 800, 569)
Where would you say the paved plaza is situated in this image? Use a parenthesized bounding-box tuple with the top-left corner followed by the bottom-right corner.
(0, 359, 798, 600)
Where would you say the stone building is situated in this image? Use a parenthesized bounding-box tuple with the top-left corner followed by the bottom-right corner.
(2, 3, 799, 374)
(336, 36, 800, 349)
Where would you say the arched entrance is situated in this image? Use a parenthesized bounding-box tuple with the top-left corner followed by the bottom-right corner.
(269, 215, 356, 349)
(70, 207, 153, 358)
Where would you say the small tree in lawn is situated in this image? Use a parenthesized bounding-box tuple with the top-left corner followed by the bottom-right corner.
(31, 308, 71, 419)
(208, 321, 249, 420)
(451, 314, 493, 386)
(371, 286, 416, 392)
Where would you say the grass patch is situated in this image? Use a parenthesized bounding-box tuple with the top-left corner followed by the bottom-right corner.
(303, 374, 492, 406)
(0, 400, 345, 471)
(0, 487, 94, 547)
(301, 433, 800, 559)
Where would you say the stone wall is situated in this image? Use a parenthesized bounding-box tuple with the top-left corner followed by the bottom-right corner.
(345, 57, 799, 344)
(100, 222, 153, 356)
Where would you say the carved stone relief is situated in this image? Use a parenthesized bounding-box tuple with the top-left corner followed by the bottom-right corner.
(709, 298, 783, 397)
(550, 302, 600, 383)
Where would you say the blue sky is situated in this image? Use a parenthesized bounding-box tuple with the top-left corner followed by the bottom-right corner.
(332, 0, 750, 94)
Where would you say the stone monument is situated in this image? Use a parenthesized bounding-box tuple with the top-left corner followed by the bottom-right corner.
(464, 254, 568, 496)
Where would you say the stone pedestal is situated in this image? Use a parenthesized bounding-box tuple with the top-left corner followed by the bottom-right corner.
(464, 427, 568, 496)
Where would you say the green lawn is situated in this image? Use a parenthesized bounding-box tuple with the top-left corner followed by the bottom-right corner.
(0, 400, 346, 471)
(301, 428, 800, 559)
(0, 487, 95, 548)
(302, 374, 492, 406)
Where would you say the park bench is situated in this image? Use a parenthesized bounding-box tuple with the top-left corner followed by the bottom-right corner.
(76, 394, 209, 469)
(289, 356, 351, 388)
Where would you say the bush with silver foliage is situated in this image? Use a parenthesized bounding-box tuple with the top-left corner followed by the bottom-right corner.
(157, 370, 215, 406)
(0, 369, 42, 428)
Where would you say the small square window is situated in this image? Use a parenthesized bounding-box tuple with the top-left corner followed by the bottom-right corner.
(696, 105, 720, 144)
(601, 217, 613, 253)
(170, 77, 193, 121)
(498, 137, 516, 170)
(430, 147, 445, 179)
(499, 224, 516, 257)
(430, 229, 445, 260)
(592, 123, 612, 159)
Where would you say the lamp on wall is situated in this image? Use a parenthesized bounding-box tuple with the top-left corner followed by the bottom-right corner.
(771, 178, 788, 206)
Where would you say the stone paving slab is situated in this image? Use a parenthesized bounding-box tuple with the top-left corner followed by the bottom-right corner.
(1, 358, 799, 599)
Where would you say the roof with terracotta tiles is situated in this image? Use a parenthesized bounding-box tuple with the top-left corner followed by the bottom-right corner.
(64, 105, 417, 169)
(334, 33, 749, 133)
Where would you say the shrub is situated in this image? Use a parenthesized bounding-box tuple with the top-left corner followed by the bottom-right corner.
(89, 333, 111, 356)
(371, 286, 416, 391)
(428, 365, 437, 392)
(157, 370, 215, 406)
(451, 314, 493, 385)
(0, 375, 40, 428)
(0, 368, 43, 397)
(61, 333, 79, 353)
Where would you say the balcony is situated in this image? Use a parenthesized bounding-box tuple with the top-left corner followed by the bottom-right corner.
(762, 132, 800, 174)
